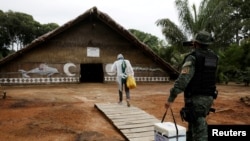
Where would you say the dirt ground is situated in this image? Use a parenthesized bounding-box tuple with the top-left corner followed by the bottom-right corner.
(0, 82, 249, 141)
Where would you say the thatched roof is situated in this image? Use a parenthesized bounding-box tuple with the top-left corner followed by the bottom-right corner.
(0, 6, 179, 79)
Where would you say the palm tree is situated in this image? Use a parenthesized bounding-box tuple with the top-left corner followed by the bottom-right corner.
(156, 0, 235, 49)
(155, 0, 239, 80)
(156, 0, 250, 84)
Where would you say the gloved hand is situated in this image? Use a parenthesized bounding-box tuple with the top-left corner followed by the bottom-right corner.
(122, 74, 127, 79)
(165, 101, 172, 111)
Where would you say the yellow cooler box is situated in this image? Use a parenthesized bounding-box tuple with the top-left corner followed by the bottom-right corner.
(154, 122, 186, 141)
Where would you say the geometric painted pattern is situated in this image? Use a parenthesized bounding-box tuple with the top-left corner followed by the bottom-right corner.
(105, 77, 169, 82)
(0, 77, 79, 84)
(0, 77, 169, 85)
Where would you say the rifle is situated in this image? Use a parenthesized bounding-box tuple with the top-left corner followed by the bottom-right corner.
(183, 41, 193, 46)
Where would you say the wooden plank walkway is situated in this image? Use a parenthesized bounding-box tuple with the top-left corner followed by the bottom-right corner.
(95, 103, 160, 141)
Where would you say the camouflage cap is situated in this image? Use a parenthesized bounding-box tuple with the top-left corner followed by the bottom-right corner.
(193, 31, 214, 45)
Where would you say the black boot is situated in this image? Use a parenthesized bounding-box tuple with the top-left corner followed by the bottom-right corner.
(118, 90, 123, 104)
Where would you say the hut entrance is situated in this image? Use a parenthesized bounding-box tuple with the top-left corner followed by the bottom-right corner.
(80, 63, 104, 83)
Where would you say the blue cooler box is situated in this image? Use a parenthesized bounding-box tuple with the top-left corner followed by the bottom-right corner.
(154, 122, 186, 141)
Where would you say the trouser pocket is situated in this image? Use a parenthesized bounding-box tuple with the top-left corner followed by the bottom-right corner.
(180, 107, 197, 122)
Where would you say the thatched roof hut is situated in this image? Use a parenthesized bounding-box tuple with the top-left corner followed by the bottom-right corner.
(0, 6, 179, 85)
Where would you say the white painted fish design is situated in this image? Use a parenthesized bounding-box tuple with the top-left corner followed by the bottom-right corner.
(19, 64, 59, 78)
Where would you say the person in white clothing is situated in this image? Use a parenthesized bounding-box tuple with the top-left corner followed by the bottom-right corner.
(111, 54, 134, 107)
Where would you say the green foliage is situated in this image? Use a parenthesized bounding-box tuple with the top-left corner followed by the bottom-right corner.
(128, 29, 166, 54)
(154, 0, 250, 84)
(240, 42, 250, 69)
(37, 23, 59, 35)
(128, 29, 188, 70)
(156, 0, 250, 49)
(0, 10, 10, 48)
(128, 29, 159, 49)
(129, 28, 192, 71)
(155, 18, 187, 47)
(217, 41, 250, 83)
(0, 10, 59, 57)
(223, 44, 243, 68)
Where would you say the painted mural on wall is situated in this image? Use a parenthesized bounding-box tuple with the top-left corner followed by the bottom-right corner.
(19, 63, 77, 78)
(0, 63, 78, 84)
(63, 63, 76, 77)
(104, 63, 169, 82)
(19, 64, 59, 78)
(0, 62, 169, 84)
(105, 63, 163, 75)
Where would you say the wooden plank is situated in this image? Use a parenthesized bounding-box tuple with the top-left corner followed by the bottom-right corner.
(112, 115, 157, 122)
(105, 108, 146, 114)
(124, 131, 154, 137)
(114, 118, 159, 126)
(95, 103, 159, 141)
(108, 114, 154, 120)
(97, 107, 142, 114)
(103, 109, 140, 114)
(107, 111, 147, 117)
(121, 126, 154, 134)
(95, 103, 130, 109)
(95, 104, 138, 109)
(117, 122, 156, 129)
(129, 136, 154, 141)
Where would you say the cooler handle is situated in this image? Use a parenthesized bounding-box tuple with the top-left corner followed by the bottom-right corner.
(161, 106, 179, 141)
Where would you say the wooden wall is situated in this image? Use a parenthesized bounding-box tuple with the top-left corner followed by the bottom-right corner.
(0, 18, 170, 85)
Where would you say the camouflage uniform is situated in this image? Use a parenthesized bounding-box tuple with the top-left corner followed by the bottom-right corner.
(167, 31, 218, 141)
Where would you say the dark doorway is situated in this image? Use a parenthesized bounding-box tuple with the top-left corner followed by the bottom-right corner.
(80, 63, 104, 83)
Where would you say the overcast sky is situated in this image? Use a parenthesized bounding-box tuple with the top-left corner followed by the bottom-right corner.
(0, 0, 200, 40)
